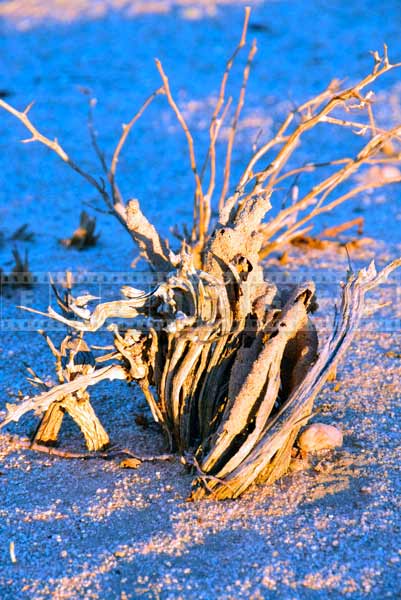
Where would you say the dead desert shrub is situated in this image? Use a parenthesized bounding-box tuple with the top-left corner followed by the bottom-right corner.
(1, 8, 401, 499)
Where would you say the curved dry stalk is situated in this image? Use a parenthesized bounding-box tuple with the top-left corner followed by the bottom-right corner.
(202, 97, 232, 209)
(19, 283, 161, 332)
(211, 5, 251, 121)
(0, 364, 127, 431)
(199, 6, 251, 240)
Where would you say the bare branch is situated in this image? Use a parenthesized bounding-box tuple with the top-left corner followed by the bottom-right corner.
(0, 98, 100, 189)
(155, 59, 205, 243)
(220, 55, 401, 227)
(219, 39, 258, 211)
(87, 98, 109, 175)
(198, 6, 251, 235)
(0, 95, 174, 267)
(109, 86, 164, 205)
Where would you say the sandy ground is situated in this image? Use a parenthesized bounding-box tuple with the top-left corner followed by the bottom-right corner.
(0, 1, 401, 598)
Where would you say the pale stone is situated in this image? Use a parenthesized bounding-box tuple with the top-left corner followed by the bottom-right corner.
(297, 423, 343, 453)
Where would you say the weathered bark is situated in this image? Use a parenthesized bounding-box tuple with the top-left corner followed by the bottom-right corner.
(33, 403, 65, 446)
(60, 393, 110, 451)
(34, 394, 110, 452)
(126, 199, 174, 271)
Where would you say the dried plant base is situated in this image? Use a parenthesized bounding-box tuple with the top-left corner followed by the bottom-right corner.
(33, 403, 65, 447)
(189, 261, 401, 499)
(34, 394, 110, 452)
(61, 394, 110, 451)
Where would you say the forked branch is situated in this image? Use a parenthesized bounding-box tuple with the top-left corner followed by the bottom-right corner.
(0, 92, 171, 270)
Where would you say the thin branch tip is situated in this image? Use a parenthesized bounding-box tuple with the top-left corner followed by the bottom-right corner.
(24, 100, 35, 115)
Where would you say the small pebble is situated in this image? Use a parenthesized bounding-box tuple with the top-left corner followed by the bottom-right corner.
(297, 423, 343, 453)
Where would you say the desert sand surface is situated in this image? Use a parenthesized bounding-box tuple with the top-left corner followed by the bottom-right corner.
(0, 1, 400, 598)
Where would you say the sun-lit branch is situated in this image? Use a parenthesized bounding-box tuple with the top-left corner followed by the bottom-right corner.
(109, 86, 165, 205)
(220, 49, 401, 230)
(0, 93, 173, 269)
(0, 97, 110, 200)
(260, 124, 401, 249)
(155, 59, 205, 243)
(219, 39, 257, 211)
(199, 6, 251, 234)
(202, 97, 233, 234)
(0, 365, 128, 430)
